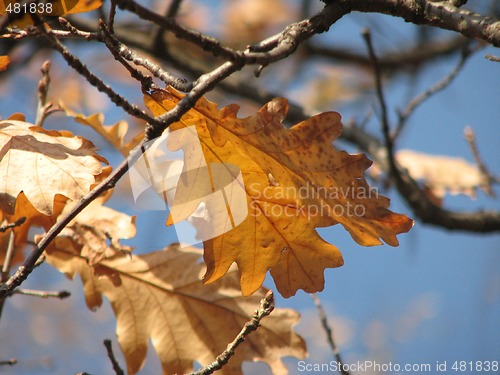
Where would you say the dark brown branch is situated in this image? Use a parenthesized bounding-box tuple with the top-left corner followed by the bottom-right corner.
(35, 60, 58, 126)
(0, 217, 26, 233)
(312, 294, 350, 375)
(306, 36, 469, 72)
(189, 291, 275, 375)
(395, 42, 474, 138)
(363, 29, 394, 162)
(464, 127, 497, 196)
(345, 0, 500, 47)
(103, 340, 125, 375)
(96, 20, 190, 90)
(41, 19, 162, 127)
(0, 358, 17, 366)
(360, 29, 500, 232)
(108, 0, 118, 34)
(99, 20, 158, 92)
(116, 0, 240, 62)
(486, 53, 500, 62)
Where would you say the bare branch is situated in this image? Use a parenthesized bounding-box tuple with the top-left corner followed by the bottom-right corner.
(0, 358, 17, 366)
(395, 43, 475, 138)
(13, 289, 71, 299)
(464, 126, 497, 195)
(116, 0, 240, 62)
(312, 294, 350, 375)
(35, 60, 59, 126)
(345, 0, 500, 47)
(103, 340, 125, 375)
(97, 20, 190, 90)
(108, 0, 118, 34)
(99, 20, 158, 92)
(306, 36, 469, 72)
(41, 18, 161, 127)
(189, 291, 275, 375)
(0, 217, 26, 233)
(362, 29, 394, 162)
(485, 53, 500, 62)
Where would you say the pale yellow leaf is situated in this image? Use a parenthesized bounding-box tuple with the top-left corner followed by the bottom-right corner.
(397, 149, 486, 199)
(46, 244, 306, 375)
(0, 120, 107, 215)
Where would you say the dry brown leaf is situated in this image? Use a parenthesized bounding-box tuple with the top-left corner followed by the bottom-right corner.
(50, 195, 136, 264)
(6, 113, 25, 121)
(46, 244, 306, 375)
(0, 55, 9, 71)
(144, 88, 413, 297)
(0, 120, 107, 216)
(396, 149, 487, 199)
(62, 105, 143, 155)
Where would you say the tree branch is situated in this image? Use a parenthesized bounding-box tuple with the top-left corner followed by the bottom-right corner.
(312, 294, 350, 375)
(103, 340, 125, 375)
(189, 291, 275, 375)
(13, 289, 71, 299)
(345, 0, 500, 47)
(305, 36, 469, 72)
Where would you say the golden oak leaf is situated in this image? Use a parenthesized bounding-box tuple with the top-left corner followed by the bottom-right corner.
(0, 192, 67, 266)
(45, 244, 306, 375)
(0, 55, 9, 71)
(6, 113, 25, 121)
(143, 88, 413, 297)
(0, 120, 107, 216)
(4, 191, 67, 245)
(61, 105, 143, 156)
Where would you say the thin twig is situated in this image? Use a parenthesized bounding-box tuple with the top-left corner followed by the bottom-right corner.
(189, 291, 275, 375)
(35, 60, 53, 127)
(13, 289, 71, 299)
(103, 340, 125, 375)
(152, 0, 184, 53)
(98, 20, 187, 90)
(362, 29, 394, 164)
(464, 126, 497, 196)
(1, 232, 16, 283)
(305, 36, 469, 72)
(41, 18, 161, 127)
(0, 358, 17, 366)
(311, 294, 350, 375)
(58, 18, 99, 40)
(116, 0, 240, 62)
(99, 21, 157, 92)
(395, 43, 474, 138)
(485, 54, 500, 62)
(0, 217, 26, 233)
(0, 232, 15, 320)
(108, 0, 118, 34)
